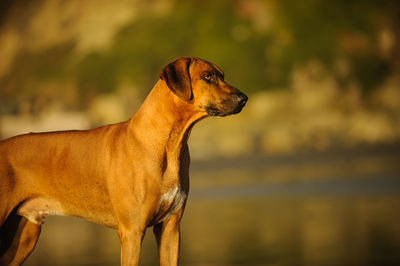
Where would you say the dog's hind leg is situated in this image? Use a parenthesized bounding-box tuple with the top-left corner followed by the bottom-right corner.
(0, 208, 41, 266)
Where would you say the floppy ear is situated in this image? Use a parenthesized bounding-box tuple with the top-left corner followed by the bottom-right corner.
(160, 57, 193, 102)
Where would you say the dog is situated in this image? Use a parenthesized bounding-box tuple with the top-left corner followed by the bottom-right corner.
(0, 57, 247, 265)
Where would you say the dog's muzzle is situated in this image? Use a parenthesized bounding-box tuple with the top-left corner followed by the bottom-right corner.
(206, 92, 248, 117)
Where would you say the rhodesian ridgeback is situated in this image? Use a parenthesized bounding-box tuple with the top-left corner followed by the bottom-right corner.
(0, 57, 247, 265)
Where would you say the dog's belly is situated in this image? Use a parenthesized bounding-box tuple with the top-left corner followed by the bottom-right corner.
(16, 185, 187, 228)
(17, 197, 118, 228)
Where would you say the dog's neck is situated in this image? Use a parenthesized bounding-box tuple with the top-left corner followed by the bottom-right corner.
(127, 80, 207, 174)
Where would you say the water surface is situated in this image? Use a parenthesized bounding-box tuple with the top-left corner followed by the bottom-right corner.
(25, 148, 400, 265)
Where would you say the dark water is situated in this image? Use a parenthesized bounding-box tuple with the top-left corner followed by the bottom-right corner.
(24, 148, 400, 266)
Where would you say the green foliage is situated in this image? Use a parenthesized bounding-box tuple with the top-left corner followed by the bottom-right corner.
(0, 0, 399, 113)
(73, 0, 400, 95)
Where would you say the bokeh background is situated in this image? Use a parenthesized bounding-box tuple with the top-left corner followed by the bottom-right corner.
(1, 0, 400, 265)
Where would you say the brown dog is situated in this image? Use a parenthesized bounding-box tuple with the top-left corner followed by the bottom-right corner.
(0, 57, 247, 266)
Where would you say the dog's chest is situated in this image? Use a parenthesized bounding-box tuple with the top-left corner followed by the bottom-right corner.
(157, 185, 187, 222)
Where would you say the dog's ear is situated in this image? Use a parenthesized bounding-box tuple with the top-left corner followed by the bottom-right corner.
(160, 57, 193, 102)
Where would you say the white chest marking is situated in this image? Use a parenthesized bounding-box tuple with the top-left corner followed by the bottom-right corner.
(158, 185, 187, 222)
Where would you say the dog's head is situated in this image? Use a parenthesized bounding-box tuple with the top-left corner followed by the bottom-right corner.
(160, 57, 247, 117)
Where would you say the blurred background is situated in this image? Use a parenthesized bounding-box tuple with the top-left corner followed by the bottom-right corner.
(1, 0, 400, 265)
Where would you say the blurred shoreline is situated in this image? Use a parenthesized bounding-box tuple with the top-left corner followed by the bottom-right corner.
(191, 142, 400, 171)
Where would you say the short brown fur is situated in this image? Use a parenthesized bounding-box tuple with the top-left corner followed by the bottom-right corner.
(0, 57, 247, 266)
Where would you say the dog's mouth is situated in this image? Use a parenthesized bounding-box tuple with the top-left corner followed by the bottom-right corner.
(205, 94, 248, 117)
(206, 106, 226, 117)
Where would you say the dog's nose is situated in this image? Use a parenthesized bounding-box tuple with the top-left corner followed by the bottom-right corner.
(235, 93, 248, 106)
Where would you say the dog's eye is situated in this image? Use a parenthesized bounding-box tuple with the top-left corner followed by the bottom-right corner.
(203, 73, 213, 82)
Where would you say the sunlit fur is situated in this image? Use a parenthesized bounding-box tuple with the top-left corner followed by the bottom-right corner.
(0, 57, 247, 266)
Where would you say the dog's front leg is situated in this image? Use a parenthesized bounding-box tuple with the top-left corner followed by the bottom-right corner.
(153, 213, 182, 266)
(118, 225, 145, 266)
(115, 198, 150, 266)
